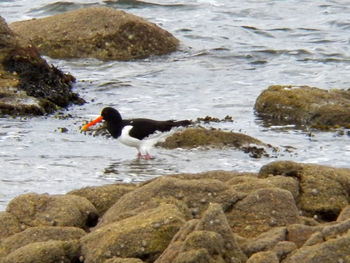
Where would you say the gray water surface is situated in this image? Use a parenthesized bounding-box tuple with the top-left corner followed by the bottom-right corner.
(1, 0, 350, 210)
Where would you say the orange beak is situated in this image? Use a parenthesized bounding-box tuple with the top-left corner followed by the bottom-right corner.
(81, 116, 103, 130)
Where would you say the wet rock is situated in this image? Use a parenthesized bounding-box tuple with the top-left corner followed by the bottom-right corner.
(259, 161, 350, 221)
(10, 7, 179, 61)
(68, 183, 136, 216)
(0, 212, 23, 241)
(1, 240, 81, 263)
(226, 188, 300, 238)
(158, 127, 275, 158)
(0, 226, 85, 257)
(246, 251, 279, 263)
(283, 231, 350, 263)
(155, 203, 247, 263)
(254, 85, 350, 129)
(98, 176, 240, 226)
(81, 203, 186, 263)
(0, 16, 83, 116)
(6, 193, 98, 229)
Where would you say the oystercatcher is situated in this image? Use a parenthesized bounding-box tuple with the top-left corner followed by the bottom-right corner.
(81, 107, 191, 159)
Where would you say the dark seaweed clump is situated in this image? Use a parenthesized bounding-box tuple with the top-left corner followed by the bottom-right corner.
(3, 46, 84, 113)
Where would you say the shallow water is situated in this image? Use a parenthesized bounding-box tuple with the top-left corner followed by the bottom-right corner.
(1, 0, 350, 210)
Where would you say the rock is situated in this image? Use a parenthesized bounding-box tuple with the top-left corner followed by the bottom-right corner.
(271, 241, 297, 261)
(6, 193, 98, 229)
(242, 227, 287, 256)
(105, 258, 145, 263)
(254, 85, 350, 129)
(0, 226, 85, 257)
(227, 174, 299, 200)
(158, 127, 274, 158)
(1, 240, 81, 263)
(98, 176, 240, 226)
(259, 161, 350, 221)
(81, 203, 186, 263)
(0, 16, 83, 116)
(68, 183, 136, 216)
(286, 224, 323, 248)
(0, 212, 22, 241)
(337, 205, 350, 221)
(226, 188, 300, 238)
(283, 231, 350, 263)
(155, 203, 247, 263)
(10, 7, 179, 61)
(246, 251, 279, 263)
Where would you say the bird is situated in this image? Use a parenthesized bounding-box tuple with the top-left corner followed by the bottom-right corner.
(81, 107, 191, 159)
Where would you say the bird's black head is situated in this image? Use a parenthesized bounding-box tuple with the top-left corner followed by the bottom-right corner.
(101, 107, 122, 122)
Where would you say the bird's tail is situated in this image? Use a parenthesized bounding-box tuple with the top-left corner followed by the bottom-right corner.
(172, 120, 192, 127)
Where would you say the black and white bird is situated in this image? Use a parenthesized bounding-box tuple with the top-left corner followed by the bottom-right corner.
(82, 107, 191, 159)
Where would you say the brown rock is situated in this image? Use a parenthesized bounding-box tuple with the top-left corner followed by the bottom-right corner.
(246, 251, 279, 263)
(286, 224, 323, 248)
(284, 231, 350, 263)
(0, 226, 85, 257)
(10, 7, 179, 61)
(226, 188, 300, 238)
(1, 240, 81, 263)
(159, 127, 273, 158)
(243, 227, 287, 256)
(254, 85, 350, 129)
(0, 212, 22, 241)
(259, 161, 350, 221)
(337, 205, 350, 221)
(68, 183, 136, 216)
(98, 176, 240, 226)
(6, 193, 98, 229)
(104, 258, 145, 263)
(81, 203, 186, 263)
(271, 241, 297, 261)
(156, 203, 247, 263)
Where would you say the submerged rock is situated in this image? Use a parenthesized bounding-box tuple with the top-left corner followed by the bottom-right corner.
(158, 127, 275, 158)
(0, 16, 83, 116)
(10, 6, 179, 61)
(254, 85, 350, 129)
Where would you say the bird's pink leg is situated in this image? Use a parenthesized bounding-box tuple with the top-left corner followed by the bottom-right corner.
(137, 152, 142, 158)
(144, 153, 152, 160)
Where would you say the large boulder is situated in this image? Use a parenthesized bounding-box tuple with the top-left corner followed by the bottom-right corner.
(6, 193, 98, 229)
(0, 212, 23, 241)
(254, 85, 350, 129)
(10, 7, 179, 61)
(0, 16, 83, 116)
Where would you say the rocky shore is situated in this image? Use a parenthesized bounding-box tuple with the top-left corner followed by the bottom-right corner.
(1, 161, 350, 263)
(2, 5, 350, 263)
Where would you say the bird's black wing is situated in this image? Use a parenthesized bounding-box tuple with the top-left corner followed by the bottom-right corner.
(126, 118, 191, 140)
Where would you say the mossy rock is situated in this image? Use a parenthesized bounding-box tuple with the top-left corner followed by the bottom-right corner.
(10, 7, 179, 61)
(254, 85, 350, 129)
(158, 127, 274, 158)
